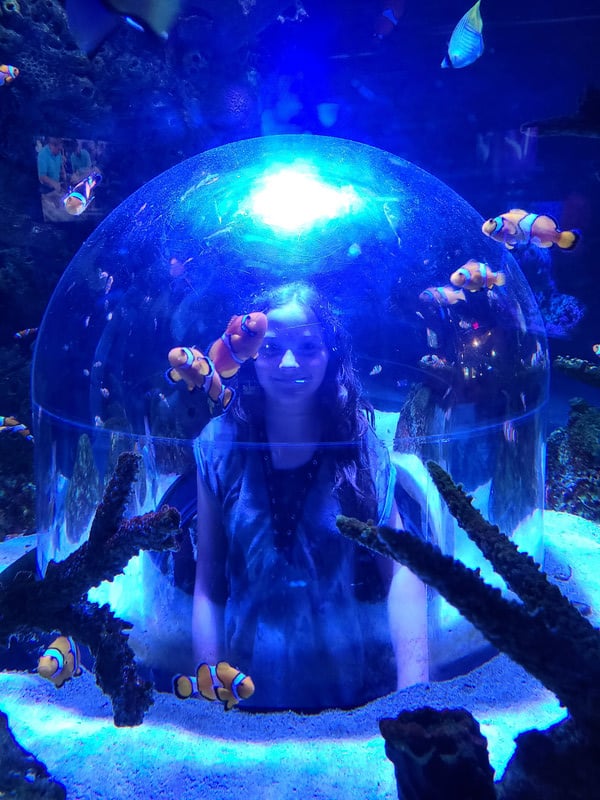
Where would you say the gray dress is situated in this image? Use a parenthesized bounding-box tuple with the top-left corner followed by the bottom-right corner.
(194, 415, 401, 710)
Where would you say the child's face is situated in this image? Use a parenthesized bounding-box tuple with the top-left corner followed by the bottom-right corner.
(255, 301, 329, 405)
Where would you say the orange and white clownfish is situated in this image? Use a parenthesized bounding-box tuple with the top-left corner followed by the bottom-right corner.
(0, 415, 33, 442)
(419, 285, 466, 306)
(63, 172, 102, 216)
(373, 1, 405, 40)
(482, 209, 580, 250)
(207, 311, 268, 379)
(173, 661, 255, 711)
(0, 64, 19, 86)
(166, 346, 234, 409)
(37, 635, 83, 688)
(450, 260, 506, 291)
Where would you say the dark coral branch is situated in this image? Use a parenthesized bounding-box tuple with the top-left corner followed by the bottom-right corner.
(553, 355, 600, 388)
(425, 461, 593, 637)
(0, 453, 181, 726)
(0, 505, 181, 641)
(59, 600, 153, 728)
(336, 508, 600, 737)
(87, 450, 140, 553)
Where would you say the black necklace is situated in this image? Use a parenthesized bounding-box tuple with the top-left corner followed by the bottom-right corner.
(259, 431, 322, 555)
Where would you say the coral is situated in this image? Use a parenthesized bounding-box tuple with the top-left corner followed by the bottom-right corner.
(336, 460, 600, 798)
(0, 452, 180, 727)
(379, 707, 496, 800)
(0, 709, 66, 799)
(534, 290, 585, 339)
(546, 397, 600, 521)
(553, 355, 600, 389)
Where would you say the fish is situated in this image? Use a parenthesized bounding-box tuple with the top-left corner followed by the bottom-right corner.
(173, 661, 255, 711)
(207, 312, 268, 379)
(419, 354, 452, 371)
(37, 636, 83, 688)
(0, 416, 33, 442)
(63, 172, 102, 216)
(521, 85, 600, 139)
(482, 209, 580, 250)
(0, 64, 19, 86)
(369, 364, 383, 376)
(166, 346, 234, 409)
(442, 0, 484, 69)
(14, 327, 39, 340)
(419, 285, 466, 305)
(373, 1, 405, 40)
(450, 260, 506, 291)
(65, 0, 181, 55)
(593, 344, 600, 357)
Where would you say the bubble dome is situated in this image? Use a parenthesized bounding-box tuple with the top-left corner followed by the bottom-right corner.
(33, 134, 549, 693)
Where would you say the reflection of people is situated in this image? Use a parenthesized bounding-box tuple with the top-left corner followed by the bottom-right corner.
(37, 137, 69, 222)
(70, 139, 92, 182)
(193, 282, 428, 710)
(37, 137, 65, 193)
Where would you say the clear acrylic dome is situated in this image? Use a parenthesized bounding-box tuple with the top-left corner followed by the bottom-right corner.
(33, 134, 549, 692)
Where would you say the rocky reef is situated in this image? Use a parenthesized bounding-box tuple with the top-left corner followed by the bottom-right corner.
(546, 396, 600, 522)
(553, 355, 600, 389)
(546, 356, 600, 523)
(0, 451, 180, 727)
(337, 461, 600, 799)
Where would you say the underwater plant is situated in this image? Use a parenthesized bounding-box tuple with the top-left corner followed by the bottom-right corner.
(0, 452, 180, 727)
(337, 461, 600, 799)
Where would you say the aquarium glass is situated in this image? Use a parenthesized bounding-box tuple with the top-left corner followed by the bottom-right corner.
(32, 134, 549, 696)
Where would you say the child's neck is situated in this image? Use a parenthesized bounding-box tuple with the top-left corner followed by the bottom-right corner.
(264, 405, 321, 468)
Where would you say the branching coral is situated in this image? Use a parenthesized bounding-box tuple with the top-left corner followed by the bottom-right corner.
(546, 395, 600, 521)
(336, 461, 600, 798)
(0, 452, 180, 727)
(553, 355, 600, 389)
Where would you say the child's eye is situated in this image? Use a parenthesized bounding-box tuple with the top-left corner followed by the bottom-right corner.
(261, 341, 281, 356)
(299, 342, 319, 354)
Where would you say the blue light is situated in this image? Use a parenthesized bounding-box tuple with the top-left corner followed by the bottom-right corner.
(246, 164, 362, 233)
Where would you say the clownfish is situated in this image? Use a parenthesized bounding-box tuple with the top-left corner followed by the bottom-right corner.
(166, 346, 234, 409)
(173, 661, 255, 711)
(419, 285, 466, 306)
(482, 209, 580, 250)
(0, 415, 33, 442)
(442, 0, 484, 69)
(37, 636, 83, 688)
(63, 172, 102, 216)
(208, 312, 268, 379)
(0, 64, 19, 86)
(373, 1, 405, 40)
(450, 260, 506, 291)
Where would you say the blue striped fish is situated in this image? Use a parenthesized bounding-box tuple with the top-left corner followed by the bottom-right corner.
(442, 0, 484, 69)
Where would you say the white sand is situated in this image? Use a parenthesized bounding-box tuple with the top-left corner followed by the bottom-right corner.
(1, 510, 597, 800)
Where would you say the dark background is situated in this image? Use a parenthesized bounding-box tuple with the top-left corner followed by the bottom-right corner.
(1, 0, 599, 537)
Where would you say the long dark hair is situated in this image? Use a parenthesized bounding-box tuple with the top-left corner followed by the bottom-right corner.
(231, 281, 378, 520)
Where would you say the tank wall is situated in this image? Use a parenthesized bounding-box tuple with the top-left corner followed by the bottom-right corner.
(32, 135, 550, 698)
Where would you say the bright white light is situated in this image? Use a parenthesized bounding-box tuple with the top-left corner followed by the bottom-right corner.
(247, 165, 362, 233)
